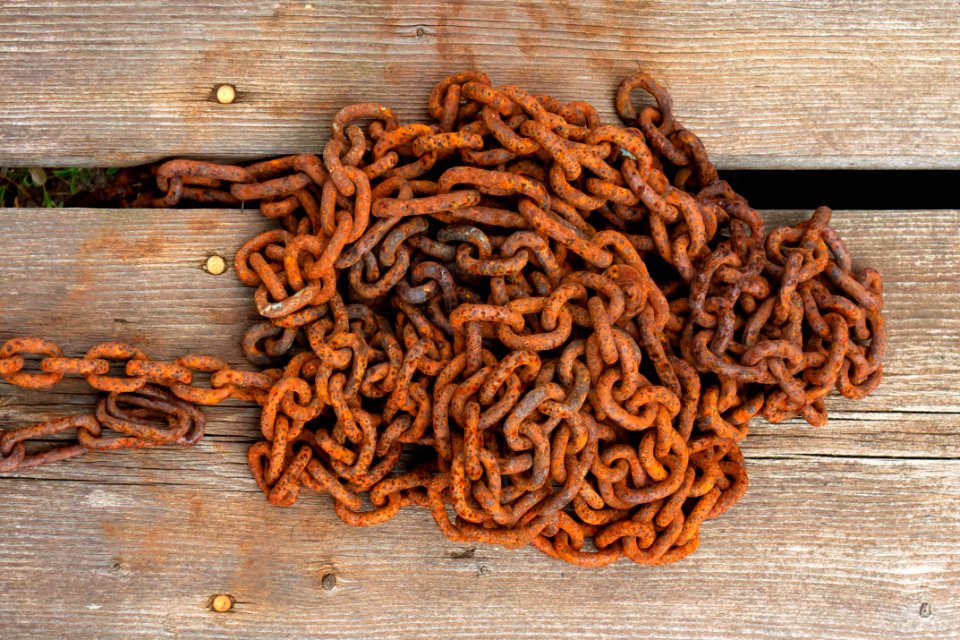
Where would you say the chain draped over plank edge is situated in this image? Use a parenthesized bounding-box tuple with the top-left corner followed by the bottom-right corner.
(0, 71, 885, 567)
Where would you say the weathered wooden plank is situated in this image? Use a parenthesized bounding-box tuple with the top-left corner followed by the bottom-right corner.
(1, 208, 956, 426)
(0, 458, 957, 640)
(0, 1, 958, 169)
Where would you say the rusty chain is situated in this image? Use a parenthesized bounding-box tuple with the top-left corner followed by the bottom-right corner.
(0, 70, 885, 566)
(0, 338, 278, 470)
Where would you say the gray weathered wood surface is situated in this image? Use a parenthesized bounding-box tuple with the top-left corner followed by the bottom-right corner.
(1, 0, 958, 169)
(0, 208, 957, 639)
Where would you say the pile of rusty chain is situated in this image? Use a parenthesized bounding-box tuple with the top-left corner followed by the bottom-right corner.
(0, 71, 885, 566)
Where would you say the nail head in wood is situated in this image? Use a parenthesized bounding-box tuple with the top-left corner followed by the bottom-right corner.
(211, 594, 234, 613)
(205, 255, 227, 275)
(215, 84, 236, 105)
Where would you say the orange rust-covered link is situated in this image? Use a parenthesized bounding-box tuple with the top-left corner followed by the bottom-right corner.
(410, 131, 484, 157)
(125, 359, 193, 385)
(41, 357, 110, 377)
(83, 342, 148, 393)
(169, 355, 236, 405)
(0, 337, 64, 388)
(429, 70, 491, 120)
(460, 82, 519, 116)
(231, 172, 313, 201)
(331, 103, 398, 143)
(0, 354, 24, 376)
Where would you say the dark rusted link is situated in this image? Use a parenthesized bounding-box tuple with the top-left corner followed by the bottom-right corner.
(331, 103, 398, 142)
(13, 441, 89, 470)
(639, 107, 691, 165)
(231, 173, 313, 201)
(825, 262, 883, 314)
(616, 71, 678, 133)
(0, 440, 26, 472)
(241, 321, 284, 367)
(373, 190, 481, 218)
(0, 415, 99, 468)
(80, 386, 203, 450)
(179, 186, 241, 205)
(461, 147, 517, 166)
(234, 229, 292, 286)
(156, 160, 254, 192)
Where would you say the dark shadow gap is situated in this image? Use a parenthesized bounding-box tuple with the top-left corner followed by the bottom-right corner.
(723, 170, 960, 210)
(3, 167, 958, 210)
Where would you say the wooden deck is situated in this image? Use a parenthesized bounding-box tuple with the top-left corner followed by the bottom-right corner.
(0, 209, 957, 639)
(1, 2, 959, 639)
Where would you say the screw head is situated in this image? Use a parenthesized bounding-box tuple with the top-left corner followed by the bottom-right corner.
(215, 84, 236, 105)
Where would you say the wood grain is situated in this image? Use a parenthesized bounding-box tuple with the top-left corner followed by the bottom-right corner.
(0, 459, 957, 640)
(0, 207, 957, 639)
(1, 208, 956, 420)
(0, 1, 958, 169)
